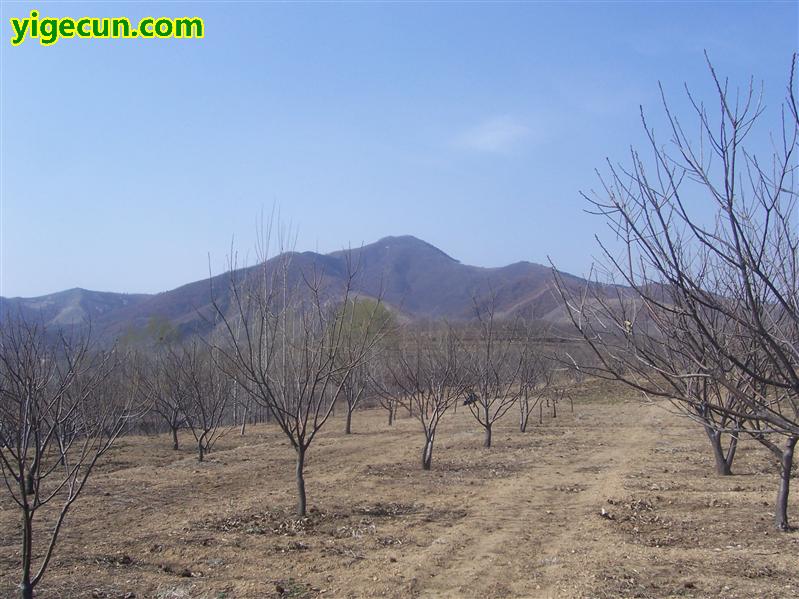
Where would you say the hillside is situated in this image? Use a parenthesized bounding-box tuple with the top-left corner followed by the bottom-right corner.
(0, 288, 149, 328)
(0, 236, 588, 342)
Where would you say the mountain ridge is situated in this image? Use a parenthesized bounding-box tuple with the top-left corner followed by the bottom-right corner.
(0, 235, 585, 342)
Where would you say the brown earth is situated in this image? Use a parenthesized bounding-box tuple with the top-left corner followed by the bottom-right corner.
(1, 380, 797, 599)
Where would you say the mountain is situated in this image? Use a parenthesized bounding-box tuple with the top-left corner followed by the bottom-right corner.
(0, 235, 588, 343)
(331, 235, 581, 320)
(0, 288, 149, 328)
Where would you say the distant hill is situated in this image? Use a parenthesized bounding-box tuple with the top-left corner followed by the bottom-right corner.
(330, 236, 586, 321)
(0, 235, 592, 343)
(0, 288, 150, 329)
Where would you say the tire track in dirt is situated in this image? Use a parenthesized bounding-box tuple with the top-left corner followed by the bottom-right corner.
(531, 402, 664, 598)
(402, 401, 662, 599)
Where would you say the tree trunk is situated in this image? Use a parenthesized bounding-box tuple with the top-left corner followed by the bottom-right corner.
(240, 402, 249, 435)
(20, 513, 32, 599)
(539, 402, 543, 425)
(171, 427, 179, 451)
(18, 580, 33, 599)
(725, 432, 738, 471)
(25, 470, 34, 495)
(197, 436, 205, 462)
(484, 424, 492, 448)
(775, 436, 797, 531)
(519, 404, 529, 433)
(296, 447, 307, 516)
(422, 438, 433, 470)
(387, 405, 394, 427)
(345, 407, 353, 434)
(706, 428, 732, 476)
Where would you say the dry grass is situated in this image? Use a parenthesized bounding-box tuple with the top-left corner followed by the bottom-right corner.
(1, 379, 797, 598)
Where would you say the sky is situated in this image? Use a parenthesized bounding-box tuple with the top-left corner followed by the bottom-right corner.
(0, 1, 797, 298)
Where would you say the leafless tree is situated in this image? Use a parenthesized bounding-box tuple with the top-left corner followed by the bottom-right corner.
(464, 296, 523, 447)
(334, 298, 393, 434)
(210, 231, 387, 516)
(232, 380, 253, 436)
(135, 351, 184, 450)
(224, 317, 252, 436)
(378, 327, 467, 469)
(518, 343, 554, 433)
(0, 320, 136, 599)
(554, 54, 799, 529)
(371, 359, 400, 426)
(167, 342, 232, 462)
(556, 277, 753, 473)
(339, 364, 367, 434)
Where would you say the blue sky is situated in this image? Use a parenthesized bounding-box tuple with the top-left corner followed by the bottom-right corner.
(1, 1, 797, 297)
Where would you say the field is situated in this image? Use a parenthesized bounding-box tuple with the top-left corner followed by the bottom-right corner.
(1, 380, 797, 599)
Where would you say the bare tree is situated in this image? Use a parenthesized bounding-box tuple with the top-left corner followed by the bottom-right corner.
(232, 380, 253, 436)
(371, 359, 400, 426)
(135, 351, 184, 450)
(340, 365, 367, 434)
(335, 298, 393, 434)
(558, 294, 751, 474)
(379, 327, 467, 470)
(167, 342, 232, 462)
(554, 54, 799, 529)
(211, 234, 386, 516)
(0, 320, 135, 599)
(464, 296, 523, 447)
(518, 343, 553, 433)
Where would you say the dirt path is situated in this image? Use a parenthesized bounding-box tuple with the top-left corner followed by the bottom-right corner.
(530, 402, 662, 598)
(407, 401, 662, 599)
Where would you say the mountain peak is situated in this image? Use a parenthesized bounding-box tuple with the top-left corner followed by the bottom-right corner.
(368, 235, 459, 263)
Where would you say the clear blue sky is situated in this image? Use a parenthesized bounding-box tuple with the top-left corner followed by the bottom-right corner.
(1, 1, 796, 297)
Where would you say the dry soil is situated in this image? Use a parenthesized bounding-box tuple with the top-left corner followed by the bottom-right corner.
(1, 379, 797, 598)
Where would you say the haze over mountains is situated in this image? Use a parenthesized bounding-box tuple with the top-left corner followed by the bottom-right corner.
(0, 235, 588, 342)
